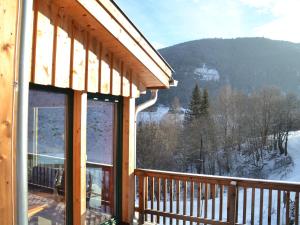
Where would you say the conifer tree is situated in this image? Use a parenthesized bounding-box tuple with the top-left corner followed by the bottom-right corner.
(201, 88, 209, 116)
(184, 84, 202, 124)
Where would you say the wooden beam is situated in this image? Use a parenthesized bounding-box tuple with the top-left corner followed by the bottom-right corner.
(0, 0, 19, 224)
(122, 97, 136, 224)
(73, 91, 87, 225)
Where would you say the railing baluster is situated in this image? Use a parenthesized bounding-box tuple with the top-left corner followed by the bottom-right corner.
(197, 182, 201, 225)
(145, 176, 149, 221)
(211, 184, 215, 221)
(176, 180, 180, 225)
(183, 180, 187, 225)
(243, 187, 247, 224)
(295, 192, 299, 225)
(170, 179, 173, 225)
(251, 187, 255, 225)
(235, 186, 238, 224)
(259, 188, 264, 225)
(204, 183, 208, 220)
(219, 185, 223, 221)
(163, 178, 167, 225)
(157, 177, 161, 224)
(138, 175, 145, 225)
(277, 190, 281, 225)
(286, 191, 290, 225)
(190, 181, 194, 225)
(151, 176, 154, 222)
(268, 189, 272, 225)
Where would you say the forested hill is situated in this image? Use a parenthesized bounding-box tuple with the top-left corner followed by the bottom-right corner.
(156, 38, 300, 107)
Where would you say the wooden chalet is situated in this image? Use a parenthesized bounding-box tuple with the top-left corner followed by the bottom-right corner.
(1, 1, 300, 225)
(0, 0, 173, 224)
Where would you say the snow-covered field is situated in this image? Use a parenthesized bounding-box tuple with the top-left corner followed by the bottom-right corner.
(284, 131, 300, 182)
(137, 132, 300, 225)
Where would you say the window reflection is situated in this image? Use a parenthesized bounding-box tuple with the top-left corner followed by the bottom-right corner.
(28, 89, 68, 225)
(86, 99, 116, 224)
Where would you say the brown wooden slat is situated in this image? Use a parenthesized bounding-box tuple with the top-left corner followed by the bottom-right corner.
(235, 186, 238, 224)
(151, 176, 154, 222)
(157, 177, 161, 224)
(295, 192, 299, 225)
(268, 189, 272, 225)
(243, 187, 247, 224)
(277, 190, 281, 225)
(138, 176, 145, 225)
(197, 182, 201, 224)
(251, 188, 255, 225)
(145, 176, 148, 222)
(176, 180, 180, 225)
(163, 178, 167, 225)
(219, 185, 223, 221)
(183, 181, 187, 225)
(259, 189, 264, 225)
(212, 184, 215, 220)
(205, 183, 208, 220)
(286, 191, 290, 225)
(190, 181, 194, 225)
(170, 179, 173, 225)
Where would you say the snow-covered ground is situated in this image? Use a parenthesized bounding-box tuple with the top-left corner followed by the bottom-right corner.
(137, 106, 170, 123)
(137, 132, 300, 225)
(284, 131, 300, 182)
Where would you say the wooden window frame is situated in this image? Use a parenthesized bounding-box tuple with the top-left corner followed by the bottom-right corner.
(87, 93, 123, 224)
(28, 83, 74, 225)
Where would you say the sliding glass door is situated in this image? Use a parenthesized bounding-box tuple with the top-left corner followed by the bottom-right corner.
(86, 95, 121, 224)
(27, 86, 72, 225)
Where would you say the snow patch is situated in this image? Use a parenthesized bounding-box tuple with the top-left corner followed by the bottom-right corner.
(194, 64, 220, 81)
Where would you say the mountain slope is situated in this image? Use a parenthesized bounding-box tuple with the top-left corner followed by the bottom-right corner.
(157, 38, 300, 106)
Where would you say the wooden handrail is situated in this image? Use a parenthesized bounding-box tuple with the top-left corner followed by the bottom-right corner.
(135, 168, 300, 225)
(135, 168, 300, 192)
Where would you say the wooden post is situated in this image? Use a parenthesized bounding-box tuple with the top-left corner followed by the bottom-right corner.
(0, 0, 20, 224)
(122, 97, 136, 225)
(73, 91, 87, 225)
(227, 181, 237, 225)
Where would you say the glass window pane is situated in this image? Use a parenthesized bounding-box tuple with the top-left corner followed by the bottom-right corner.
(28, 89, 68, 225)
(86, 99, 116, 224)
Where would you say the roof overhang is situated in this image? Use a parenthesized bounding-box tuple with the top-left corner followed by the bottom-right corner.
(53, 0, 173, 89)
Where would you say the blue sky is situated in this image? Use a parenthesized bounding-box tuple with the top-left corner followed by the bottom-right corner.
(114, 0, 300, 49)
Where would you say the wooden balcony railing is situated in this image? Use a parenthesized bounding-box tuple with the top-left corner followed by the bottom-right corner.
(135, 168, 300, 225)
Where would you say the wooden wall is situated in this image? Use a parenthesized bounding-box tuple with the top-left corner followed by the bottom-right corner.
(0, 0, 19, 224)
(30, 0, 143, 98)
